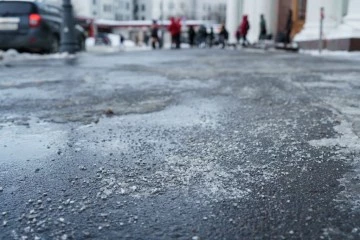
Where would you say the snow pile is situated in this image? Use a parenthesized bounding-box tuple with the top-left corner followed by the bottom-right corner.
(107, 34, 120, 47)
(85, 37, 95, 48)
(0, 49, 76, 62)
(86, 34, 152, 53)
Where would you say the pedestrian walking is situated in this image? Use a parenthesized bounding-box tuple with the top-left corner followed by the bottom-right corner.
(284, 9, 293, 45)
(151, 20, 160, 49)
(208, 27, 215, 48)
(235, 29, 241, 45)
(240, 15, 250, 47)
(188, 25, 196, 48)
(259, 14, 267, 41)
(168, 17, 182, 49)
(197, 25, 207, 48)
(219, 24, 229, 49)
(119, 34, 125, 47)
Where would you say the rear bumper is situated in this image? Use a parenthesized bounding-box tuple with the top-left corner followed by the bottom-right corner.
(0, 29, 51, 52)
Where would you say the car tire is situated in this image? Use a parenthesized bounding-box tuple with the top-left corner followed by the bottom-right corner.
(49, 35, 60, 54)
(78, 37, 86, 52)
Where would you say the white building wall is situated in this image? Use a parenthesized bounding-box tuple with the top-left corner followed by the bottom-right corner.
(294, 0, 343, 41)
(327, 0, 360, 39)
(242, 0, 278, 43)
(69, 0, 93, 18)
(195, 0, 226, 21)
(113, 0, 133, 20)
(226, 0, 243, 43)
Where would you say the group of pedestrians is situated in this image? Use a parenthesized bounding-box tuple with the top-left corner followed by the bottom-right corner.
(150, 17, 182, 49)
(188, 24, 228, 49)
(149, 9, 293, 50)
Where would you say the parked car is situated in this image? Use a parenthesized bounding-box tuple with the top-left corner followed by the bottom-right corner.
(0, 0, 87, 53)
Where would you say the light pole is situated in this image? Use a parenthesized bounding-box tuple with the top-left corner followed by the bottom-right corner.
(319, 7, 324, 54)
(160, 0, 165, 48)
(60, 0, 78, 53)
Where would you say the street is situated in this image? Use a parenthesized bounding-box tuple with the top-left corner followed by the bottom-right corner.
(1, 49, 360, 239)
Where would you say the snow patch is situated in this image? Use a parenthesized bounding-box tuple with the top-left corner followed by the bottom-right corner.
(309, 121, 360, 151)
(301, 50, 360, 60)
(0, 49, 76, 62)
(97, 155, 251, 201)
(301, 81, 351, 89)
(309, 120, 360, 210)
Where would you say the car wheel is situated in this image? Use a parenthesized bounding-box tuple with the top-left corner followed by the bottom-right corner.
(49, 35, 60, 53)
(78, 37, 86, 52)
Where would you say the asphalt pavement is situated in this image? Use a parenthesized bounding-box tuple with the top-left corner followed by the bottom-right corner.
(1, 48, 360, 240)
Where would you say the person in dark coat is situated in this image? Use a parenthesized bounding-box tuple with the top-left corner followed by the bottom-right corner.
(218, 24, 229, 49)
(259, 14, 267, 41)
(235, 29, 241, 44)
(151, 20, 160, 49)
(208, 27, 215, 48)
(197, 25, 207, 48)
(284, 9, 293, 45)
(240, 15, 250, 47)
(188, 26, 196, 48)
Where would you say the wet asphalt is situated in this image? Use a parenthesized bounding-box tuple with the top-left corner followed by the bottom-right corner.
(1, 49, 360, 240)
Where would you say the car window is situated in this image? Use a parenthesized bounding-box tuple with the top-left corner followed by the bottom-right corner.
(0, 2, 36, 15)
(38, 4, 62, 17)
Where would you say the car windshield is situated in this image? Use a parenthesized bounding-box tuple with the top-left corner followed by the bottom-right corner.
(0, 2, 35, 15)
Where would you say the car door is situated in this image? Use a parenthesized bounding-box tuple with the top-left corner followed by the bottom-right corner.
(38, 4, 62, 35)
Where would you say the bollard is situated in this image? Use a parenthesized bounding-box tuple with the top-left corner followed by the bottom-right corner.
(60, 0, 78, 53)
(319, 7, 324, 54)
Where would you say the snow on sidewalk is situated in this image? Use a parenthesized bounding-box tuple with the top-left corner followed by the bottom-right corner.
(301, 49, 360, 61)
(0, 49, 76, 63)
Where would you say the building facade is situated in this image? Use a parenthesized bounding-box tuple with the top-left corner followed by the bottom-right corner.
(49, 0, 226, 23)
(226, 0, 360, 51)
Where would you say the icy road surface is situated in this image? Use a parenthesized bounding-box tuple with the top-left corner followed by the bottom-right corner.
(1, 49, 360, 239)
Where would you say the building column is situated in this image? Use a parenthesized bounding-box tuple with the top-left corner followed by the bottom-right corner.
(242, 0, 278, 43)
(294, 0, 341, 42)
(328, 0, 360, 39)
(226, 0, 243, 44)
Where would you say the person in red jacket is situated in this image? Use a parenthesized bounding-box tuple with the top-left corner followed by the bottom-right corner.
(168, 17, 182, 49)
(239, 15, 250, 47)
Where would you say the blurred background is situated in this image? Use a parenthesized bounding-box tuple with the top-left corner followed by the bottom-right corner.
(1, 0, 359, 52)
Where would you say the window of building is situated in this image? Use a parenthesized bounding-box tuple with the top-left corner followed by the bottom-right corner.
(169, 1, 174, 10)
(126, 2, 130, 10)
(141, 16, 145, 20)
(93, 0, 97, 5)
(115, 13, 123, 20)
(103, 4, 112, 12)
(297, 0, 306, 20)
(180, 2, 185, 10)
(141, 4, 145, 11)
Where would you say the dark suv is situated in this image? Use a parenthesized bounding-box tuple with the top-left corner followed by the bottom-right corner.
(0, 0, 86, 53)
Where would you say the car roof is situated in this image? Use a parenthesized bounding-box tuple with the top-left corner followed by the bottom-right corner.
(0, 0, 59, 7)
(0, 0, 42, 3)
(0, 0, 63, 16)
